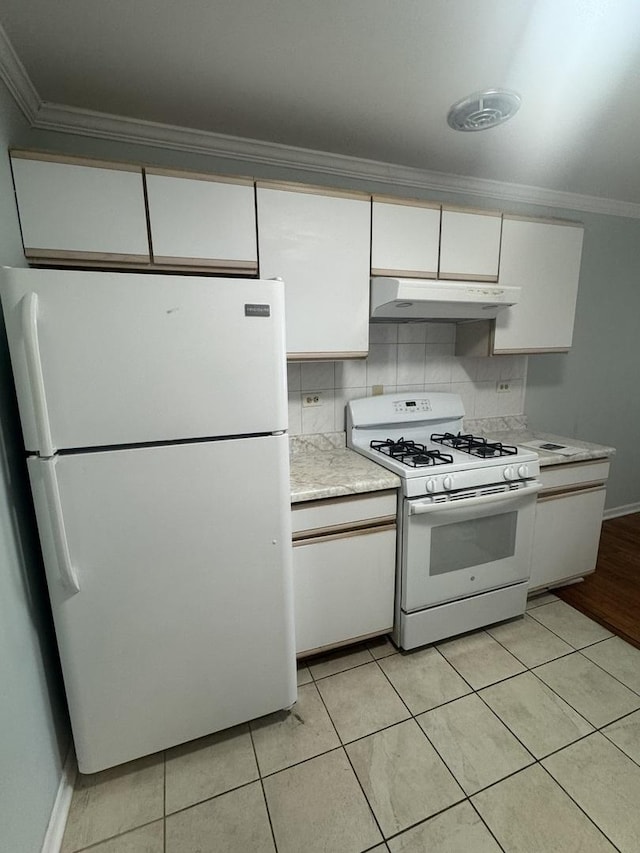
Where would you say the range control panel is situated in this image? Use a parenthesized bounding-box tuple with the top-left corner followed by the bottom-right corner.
(393, 399, 432, 414)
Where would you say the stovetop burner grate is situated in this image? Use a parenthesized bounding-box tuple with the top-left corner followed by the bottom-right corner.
(430, 432, 518, 458)
(370, 438, 454, 468)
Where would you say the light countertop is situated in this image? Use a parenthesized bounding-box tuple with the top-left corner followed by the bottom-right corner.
(289, 433, 400, 503)
(465, 418, 616, 467)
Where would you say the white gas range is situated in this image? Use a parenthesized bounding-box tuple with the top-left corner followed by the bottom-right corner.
(347, 392, 542, 649)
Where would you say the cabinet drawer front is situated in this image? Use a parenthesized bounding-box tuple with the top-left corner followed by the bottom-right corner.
(539, 460, 610, 492)
(12, 157, 150, 259)
(293, 526, 396, 655)
(291, 491, 397, 535)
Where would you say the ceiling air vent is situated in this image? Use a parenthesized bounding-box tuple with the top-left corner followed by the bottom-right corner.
(447, 89, 521, 132)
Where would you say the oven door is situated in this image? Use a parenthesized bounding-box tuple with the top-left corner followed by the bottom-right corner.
(401, 482, 541, 611)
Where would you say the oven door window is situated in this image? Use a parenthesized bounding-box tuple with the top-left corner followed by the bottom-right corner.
(430, 512, 518, 576)
(401, 493, 536, 611)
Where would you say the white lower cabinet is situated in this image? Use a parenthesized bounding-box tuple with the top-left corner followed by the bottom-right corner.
(529, 460, 609, 592)
(291, 491, 397, 656)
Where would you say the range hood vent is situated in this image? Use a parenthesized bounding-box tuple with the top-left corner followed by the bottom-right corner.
(370, 277, 520, 322)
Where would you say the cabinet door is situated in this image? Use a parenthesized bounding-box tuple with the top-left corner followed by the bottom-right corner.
(529, 486, 606, 591)
(257, 185, 371, 358)
(439, 209, 502, 280)
(145, 170, 257, 272)
(11, 153, 150, 263)
(293, 526, 396, 655)
(371, 199, 440, 277)
(494, 218, 584, 353)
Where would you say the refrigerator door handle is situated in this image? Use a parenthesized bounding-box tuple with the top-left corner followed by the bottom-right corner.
(42, 461, 80, 594)
(22, 292, 55, 457)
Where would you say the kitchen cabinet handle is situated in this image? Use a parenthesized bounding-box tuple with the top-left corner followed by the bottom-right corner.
(292, 522, 396, 547)
(21, 292, 54, 457)
(409, 481, 542, 515)
(42, 461, 80, 594)
(537, 484, 606, 503)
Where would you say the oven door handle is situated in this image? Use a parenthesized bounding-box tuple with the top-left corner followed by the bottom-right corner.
(409, 481, 542, 515)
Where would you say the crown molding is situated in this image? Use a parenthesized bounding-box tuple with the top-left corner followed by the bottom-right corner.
(2, 27, 640, 220)
(0, 22, 40, 119)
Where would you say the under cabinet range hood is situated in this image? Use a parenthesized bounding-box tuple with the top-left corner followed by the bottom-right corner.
(370, 277, 520, 322)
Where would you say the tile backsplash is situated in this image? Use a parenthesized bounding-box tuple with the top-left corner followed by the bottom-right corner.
(287, 323, 527, 435)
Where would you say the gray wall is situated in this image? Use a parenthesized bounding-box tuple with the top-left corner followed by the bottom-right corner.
(0, 81, 70, 853)
(525, 212, 640, 512)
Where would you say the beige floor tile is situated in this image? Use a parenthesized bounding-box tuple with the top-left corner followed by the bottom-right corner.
(437, 631, 525, 689)
(581, 636, 640, 694)
(296, 663, 312, 686)
(250, 682, 340, 775)
(367, 635, 398, 659)
(527, 600, 613, 648)
(480, 671, 594, 758)
(165, 723, 258, 814)
(525, 592, 559, 610)
(307, 644, 374, 679)
(417, 694, 532, 794)
(166, 781, 274, 853)
(602, 710, 640, 764)
(472, 764, 616, 852)
(346, 719, 463, 837)
(543, 732, 640, 852)
(61, 754, 164, 853)
(534, 652, 640, 727)
(316, 662, 410, 742)
(263, 749, 382, 853)
(388, 801, 502, 853)
(73, 821, 164, 853)
(378, 646, 471, 714)
(487, 614, 573, 667)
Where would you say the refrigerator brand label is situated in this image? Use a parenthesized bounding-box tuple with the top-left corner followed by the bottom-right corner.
(244, 303, 271, 317)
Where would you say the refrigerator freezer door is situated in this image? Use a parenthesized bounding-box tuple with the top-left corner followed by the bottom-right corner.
(1, 268, 287, 453)
(28, 434, 295, 773)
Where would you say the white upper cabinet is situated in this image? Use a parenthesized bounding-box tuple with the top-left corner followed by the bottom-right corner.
(494, 217, 584, 353)
(11, 152, 150, 263)
(371, 198, 441, 278)
(145, 169, 257, 272)
(256, 183, 371, 359)
(439, 209, 502, 280)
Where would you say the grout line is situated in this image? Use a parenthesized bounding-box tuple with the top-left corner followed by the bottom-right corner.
(576, 647, 640, 698)
(467, 798, 508, 853)
(248, 721, 279, 853)
(537, 761, 624, 852)
(162, 750, 166, 853)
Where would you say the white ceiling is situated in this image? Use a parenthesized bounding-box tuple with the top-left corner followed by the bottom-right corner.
(2, 0, 640, 207)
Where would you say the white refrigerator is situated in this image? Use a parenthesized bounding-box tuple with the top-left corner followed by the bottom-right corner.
(1, 267, 296, 773)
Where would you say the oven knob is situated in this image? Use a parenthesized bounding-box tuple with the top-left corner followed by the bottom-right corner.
(426, 479, 437, 493)
(443, 475, 454, 490)
(503, 466, 515, 480)
(517, 464, 529, 478)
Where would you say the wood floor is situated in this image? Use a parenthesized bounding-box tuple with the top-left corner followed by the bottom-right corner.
(556, 512, 640, 649)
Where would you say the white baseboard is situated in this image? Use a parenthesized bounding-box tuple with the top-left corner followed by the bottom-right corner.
(41, 747, 77, 853)
(603, 502, 640, 520)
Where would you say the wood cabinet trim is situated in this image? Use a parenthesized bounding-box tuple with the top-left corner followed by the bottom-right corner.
(371, 267, 438, 279)
(256, 180, 370, 202)
(292, 515, 396, 541)
(152, 255, 257, 271)
(538, 483, 607, 501)
(492, 347, 572, 355)
(292, 521, 396, 547)
(438, 273, 499, 283)
(372, 195, 440, 210)
(25, 248, 150, 264)
(503, 213, 583, 228)
(11, 149, 142, 174)
(287, 351, 368, 360)
(442, 205, 502, 218)
(144, 166, 254, 186)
